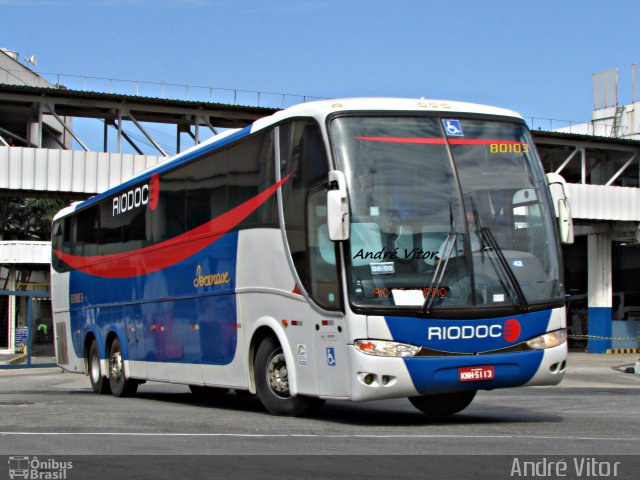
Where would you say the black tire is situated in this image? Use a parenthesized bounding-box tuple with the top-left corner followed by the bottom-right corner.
(88, 340, 111, 395)
(189, 385, 230, 398)
(254, 336, 324, 416)
(409, 390, 477, 416)
(108, 337, 138, 397)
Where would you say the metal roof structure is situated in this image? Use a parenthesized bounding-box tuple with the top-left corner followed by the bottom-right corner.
(0, 83, 276, 127)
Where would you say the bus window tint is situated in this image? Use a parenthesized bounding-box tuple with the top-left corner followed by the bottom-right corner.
(186, 149, 228, 231)
(151, 167, 186, 243)
(227, 131, 278, 228)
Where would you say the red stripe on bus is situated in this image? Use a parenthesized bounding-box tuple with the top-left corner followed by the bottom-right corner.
(355, 136, 445, 144)
(355, 136, 526, 146)
(53, 174, 292, 279)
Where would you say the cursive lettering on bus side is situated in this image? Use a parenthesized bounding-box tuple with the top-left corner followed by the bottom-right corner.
(193, 265, 231, 288)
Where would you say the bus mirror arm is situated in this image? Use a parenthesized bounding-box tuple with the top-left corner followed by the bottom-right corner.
(327, 170, 350, 241)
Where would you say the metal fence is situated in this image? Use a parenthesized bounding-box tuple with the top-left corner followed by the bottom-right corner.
(0, 290, 56, 369)
(1, 69, 326, 109)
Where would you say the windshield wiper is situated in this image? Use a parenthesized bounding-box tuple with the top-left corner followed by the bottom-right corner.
(422, 232, 458, 314)
(471, 201, 529, 311)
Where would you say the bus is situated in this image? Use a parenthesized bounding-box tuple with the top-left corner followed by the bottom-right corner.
(51, 98, 573, 417)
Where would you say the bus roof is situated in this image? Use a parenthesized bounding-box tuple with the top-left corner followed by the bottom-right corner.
(252, 97, 523, 131)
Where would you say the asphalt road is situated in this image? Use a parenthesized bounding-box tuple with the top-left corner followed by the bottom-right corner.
(1, 353, 639, 478)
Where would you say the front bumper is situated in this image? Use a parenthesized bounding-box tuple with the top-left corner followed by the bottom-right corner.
(348, 342, 567, 402)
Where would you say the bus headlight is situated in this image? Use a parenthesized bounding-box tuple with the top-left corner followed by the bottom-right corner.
(355, 340, 421, 357)
(525, 329, 567, 350)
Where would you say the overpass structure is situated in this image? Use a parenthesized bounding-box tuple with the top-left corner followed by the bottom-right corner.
(1, 54, 639, 354)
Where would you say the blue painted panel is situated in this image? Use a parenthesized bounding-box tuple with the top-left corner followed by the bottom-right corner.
(385, 310, 552, 354)
(612, 320, 640, 349)
(404, 350, 544, 395)
(587, 307, 612, 353)
(68, 232, 239, 365)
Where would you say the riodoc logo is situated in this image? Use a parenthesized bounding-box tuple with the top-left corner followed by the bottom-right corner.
(503, 318, 521, 342)
(427, 318, 522, 342)
(112, 173, 160, 216)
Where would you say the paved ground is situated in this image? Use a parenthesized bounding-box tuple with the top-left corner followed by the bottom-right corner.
(0, 352, 638, 478)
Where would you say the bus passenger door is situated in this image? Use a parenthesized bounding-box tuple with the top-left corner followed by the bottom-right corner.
(279, 120, 349, 398)
(307, 187, 349, 398)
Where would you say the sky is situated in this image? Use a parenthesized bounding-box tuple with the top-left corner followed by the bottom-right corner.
(2, 0, 640, 129)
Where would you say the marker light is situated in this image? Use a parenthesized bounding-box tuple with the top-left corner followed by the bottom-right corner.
(525, 329, 567, 350)
(355, 340, 420, 357)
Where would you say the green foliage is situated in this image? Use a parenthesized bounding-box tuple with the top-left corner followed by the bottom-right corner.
(0, 197, 68, 241)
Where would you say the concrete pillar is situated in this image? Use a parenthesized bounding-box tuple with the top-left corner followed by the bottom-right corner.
(587, 231, 612, 353)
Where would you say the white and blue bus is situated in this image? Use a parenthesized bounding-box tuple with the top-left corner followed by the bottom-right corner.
(51, 98, 572, 416)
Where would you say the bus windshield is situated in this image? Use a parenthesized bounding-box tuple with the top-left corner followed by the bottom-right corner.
(329, 115, 562, 314)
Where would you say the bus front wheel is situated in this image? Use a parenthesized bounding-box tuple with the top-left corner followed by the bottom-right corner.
(108, 337, 138, 397)
(88, 340, 111, 395)
(409, 390, 477, 416)
(254, 336, 324, 416)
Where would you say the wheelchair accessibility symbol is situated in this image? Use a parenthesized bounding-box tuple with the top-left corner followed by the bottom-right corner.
(443, 119, 464, 137)
(326, 347, 336, 366)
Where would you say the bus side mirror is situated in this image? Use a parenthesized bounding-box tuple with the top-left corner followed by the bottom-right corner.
(327, 170, 350, 241)
(546, 173, 574, 245)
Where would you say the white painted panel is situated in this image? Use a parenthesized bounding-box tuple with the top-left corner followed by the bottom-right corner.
(59, 150, 73, 192)
(567, 184, 640, 221)
(22, 148, 35, 190)
(133, 155, 146, 175)
(0, 147, 8, 188)
(0, 147, 165, 195)
(121, 153, 134, 182)
(0, 241, 51, 264)
(84, 151, 98, 193)
(72, 150, 87, 192)
(96, 152, 110, 192)
(9, 147, 24, 189)
(34, 149, 48, 190)
(46, 148, 61, 191)
(108, 152, 122, 189)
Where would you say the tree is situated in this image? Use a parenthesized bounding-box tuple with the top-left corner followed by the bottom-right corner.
(0, 197, 68, 241)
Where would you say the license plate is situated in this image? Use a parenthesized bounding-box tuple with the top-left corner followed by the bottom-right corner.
(458, 365, 495, 382)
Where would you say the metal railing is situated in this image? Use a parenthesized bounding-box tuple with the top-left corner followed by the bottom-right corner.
(4, 68, 604, 134)
(0, 69, 326, 109)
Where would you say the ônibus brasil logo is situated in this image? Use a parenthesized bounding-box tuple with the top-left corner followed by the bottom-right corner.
(427, 318, 521, 342)
(112, 173, 159, 216)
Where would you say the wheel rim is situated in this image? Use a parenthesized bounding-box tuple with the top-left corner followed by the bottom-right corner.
(110, 348, 123, 383)
(90, 349, 100, 383)
(266, 349, 289, 398)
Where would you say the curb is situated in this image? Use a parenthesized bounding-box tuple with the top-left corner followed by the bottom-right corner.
(606, 348, 640, 354)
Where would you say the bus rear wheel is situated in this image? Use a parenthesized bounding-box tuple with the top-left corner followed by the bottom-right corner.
(88, 340, 111, 394)
(108, 337, 138, 397)
(254, 336, 324, 416)
(409, 390, 477, 416)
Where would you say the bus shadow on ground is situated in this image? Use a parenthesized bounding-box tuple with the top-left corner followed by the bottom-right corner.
(128, 388, 563, 427)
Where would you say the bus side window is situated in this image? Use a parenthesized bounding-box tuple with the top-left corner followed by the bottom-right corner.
(150, 167, 186, 243)
(76, 205, 99, 257)
(186, 149, 228, 231)
(227, 130, 277, 228)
